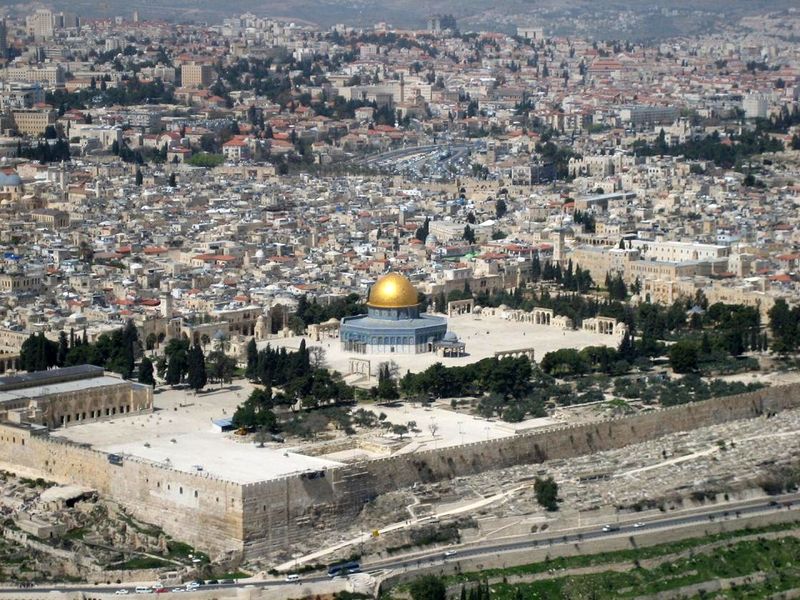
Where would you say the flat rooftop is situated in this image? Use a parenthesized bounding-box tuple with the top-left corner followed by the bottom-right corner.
(104, 432, 343, 484)
(53, 383, 343, 483)
(52, 385, 558, 484)
(0, 376, 128, 404)
(0, 365, 104, 391)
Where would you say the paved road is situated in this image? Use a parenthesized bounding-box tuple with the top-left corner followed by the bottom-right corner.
(366, 492, 800, 573)
(2, 493, 798, 597)
(359, 143, 471, 167)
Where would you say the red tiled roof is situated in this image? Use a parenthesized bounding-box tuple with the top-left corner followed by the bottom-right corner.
(769, 274, 792, 283)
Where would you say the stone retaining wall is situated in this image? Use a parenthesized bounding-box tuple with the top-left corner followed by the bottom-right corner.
(1, 383, 798, 561)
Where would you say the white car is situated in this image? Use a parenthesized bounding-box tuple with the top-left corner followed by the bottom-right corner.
(633, 522, 645, 529)
(114, 591, 129, 596)
(443, 550, 457, 557)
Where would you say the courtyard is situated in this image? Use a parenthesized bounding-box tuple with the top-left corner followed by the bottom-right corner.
(51, 314, 611, 483)
(264, 312, 618, 381)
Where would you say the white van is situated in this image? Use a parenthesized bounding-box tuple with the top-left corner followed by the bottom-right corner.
(134, 587, 151, 594)
(285, 574, 300, 582)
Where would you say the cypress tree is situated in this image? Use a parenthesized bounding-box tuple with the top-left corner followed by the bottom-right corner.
(165, 348, 187, 386)
(57, 331, 69, 367)
(187, 344, 207, 392)
(138, 356, 156, 386)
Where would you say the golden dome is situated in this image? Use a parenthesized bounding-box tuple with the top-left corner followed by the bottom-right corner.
(368, 273, 419, 308)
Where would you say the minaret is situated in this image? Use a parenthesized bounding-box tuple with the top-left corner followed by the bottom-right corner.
(552, 227, 565, 265)
(161, 291, 173, 319)
(58, 161, 67, 190)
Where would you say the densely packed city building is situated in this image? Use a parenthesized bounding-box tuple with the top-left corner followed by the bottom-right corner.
(0, 4, 798, 596)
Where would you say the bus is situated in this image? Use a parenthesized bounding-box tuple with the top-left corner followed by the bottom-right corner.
(327, 561, 360, 577)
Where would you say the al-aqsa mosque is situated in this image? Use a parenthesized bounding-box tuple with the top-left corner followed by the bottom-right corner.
(340, 273, 457, 354)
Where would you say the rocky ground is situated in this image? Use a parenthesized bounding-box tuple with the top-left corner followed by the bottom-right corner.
(252, 407, 800, 570)
(0, 470, 205, 584)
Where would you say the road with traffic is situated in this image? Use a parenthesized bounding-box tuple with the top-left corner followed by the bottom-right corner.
(1, 493, 798, 597)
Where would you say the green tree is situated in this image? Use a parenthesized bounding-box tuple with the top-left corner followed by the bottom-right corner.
(531, 253, 541, 281)
(20, 333, 59, 372)
(376, 363, 399, 400)
(408, 575, 446, 600)
(206, 350, 236, 386)
(495, 197, 507, 218)
(463, 224, 476, 244)
(700, 332, 713, 355)
(145, 332, 158, 352)
(232, 387, 277, 431)
(724, 330, 745, 357)
(534, 476, 559, 511)
(768, 299, 798, 354)
(415, 216, 430, 242)
(617, 330, 636, 363)
(138, 356, 156, 386)
(669, 340, 699, 373)
(187, 153, 225, 168)
(57, 331, 69, 367)
(187, 344, 207, 392)
(165, 346, 188, 386)
(540, 348, 588, 377)
(115, 320, 139, 379)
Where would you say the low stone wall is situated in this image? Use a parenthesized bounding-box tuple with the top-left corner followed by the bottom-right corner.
(339, 383, 800, 498)
(85, 568, 182, 586)
(2, 528, 96, 575)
